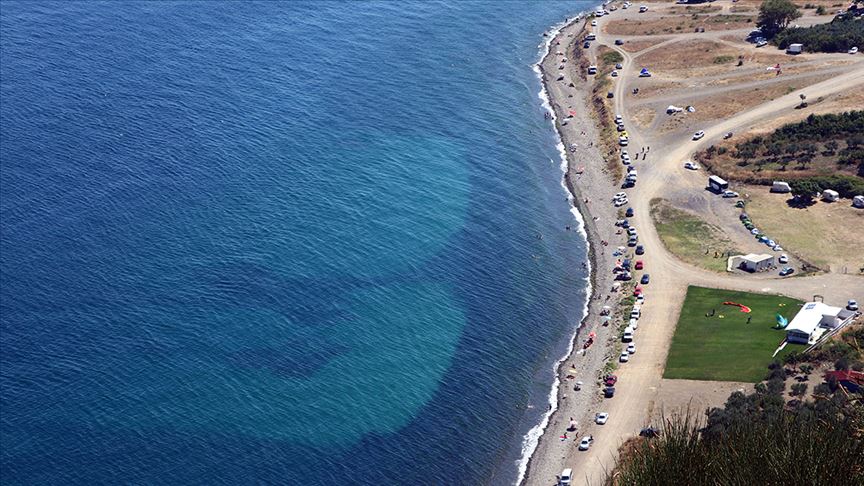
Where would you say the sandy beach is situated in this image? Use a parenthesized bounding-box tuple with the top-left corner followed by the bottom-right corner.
(523, 13, 628, 486)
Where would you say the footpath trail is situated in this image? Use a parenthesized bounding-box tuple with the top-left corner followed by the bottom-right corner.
(528, 5, 864, 486)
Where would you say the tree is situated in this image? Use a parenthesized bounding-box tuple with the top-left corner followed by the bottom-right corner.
(790, 179, 820, 204)
(758, 0, 802, 38)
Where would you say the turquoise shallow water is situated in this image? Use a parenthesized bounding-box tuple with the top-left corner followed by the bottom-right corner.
(0, 1, 592, 484)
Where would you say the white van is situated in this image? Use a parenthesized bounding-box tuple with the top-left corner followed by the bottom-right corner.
(560, 468, 573, 486)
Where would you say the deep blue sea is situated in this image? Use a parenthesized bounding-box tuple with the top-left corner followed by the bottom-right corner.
(0, 2, 594, 484)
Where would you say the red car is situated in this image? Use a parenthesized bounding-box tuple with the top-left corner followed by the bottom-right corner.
(634, 285, 643, 296)
(635, 260, 644, 270)
(604, 374, 618, 386)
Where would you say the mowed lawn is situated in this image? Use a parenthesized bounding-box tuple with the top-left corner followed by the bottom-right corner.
(664, 286, 806, 383)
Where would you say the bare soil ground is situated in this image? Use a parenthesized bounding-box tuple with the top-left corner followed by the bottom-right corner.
(742, 190, 864, 273)
(656, 74, 835, 130)
(653, 379, 754, 419)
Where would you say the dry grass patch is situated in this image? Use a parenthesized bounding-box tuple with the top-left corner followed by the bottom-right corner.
(606, 15, 753, 36)
(743, 190, 864, 273)
(639, 40, 739, 71)
(618, 37, 672, 53)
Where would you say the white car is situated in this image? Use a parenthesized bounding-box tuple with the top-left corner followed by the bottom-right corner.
(756, 40, 768, 48)
(779, 254, 788, 264)
(615, 115, 623, 123)
(622, 154, 631, 164)
(615, 198, 629, 207)
(850, 47, 859, 55)
(722, 190, 740, 198)
(611, 70, 618, 77)
(615, 192, 627, 199)
(627, 227, 638, 236)
(620, 351, 630, 362)
(773, 245, 783, 251)
(629, 317, 639, 329)
(579, 436, 593, 450)
(595, 413, 609, 425)
(692, 130, 705, 140)
(627, 343, 636, 354)
(559, 468, 573, 486)
(848, 300, 859, 311)
(639, 5, 648, 12)
(635, 294, 645, 305)
(592, 19, 598, 26)
(619, 136, 629, 146)
(684, 161, 699, 170)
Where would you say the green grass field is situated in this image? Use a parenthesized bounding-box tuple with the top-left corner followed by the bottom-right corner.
(664, 286, 806, 382)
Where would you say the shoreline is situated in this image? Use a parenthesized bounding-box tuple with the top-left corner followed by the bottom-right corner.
(520, 8, 624, 486)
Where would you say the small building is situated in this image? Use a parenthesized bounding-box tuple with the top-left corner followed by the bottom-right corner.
(787, 43, 803, 54)
(785, 302, 844, 344)
(822, 189, 840, 202)
(708, 175, 728, 193)
(771, 181, 791, 193)
(733, 253, 774, 272)
(853, 195, 864, 208)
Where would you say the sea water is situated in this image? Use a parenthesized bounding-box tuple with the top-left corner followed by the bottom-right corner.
(0, 1, 593, 484)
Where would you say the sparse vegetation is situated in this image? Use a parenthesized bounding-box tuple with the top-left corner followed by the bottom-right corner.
(774, 14, 864, 52)
(712, 55, 735, 64)
(649, 200, 740, 273)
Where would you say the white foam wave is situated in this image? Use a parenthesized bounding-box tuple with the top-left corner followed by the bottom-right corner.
(514, 12, 594, 486)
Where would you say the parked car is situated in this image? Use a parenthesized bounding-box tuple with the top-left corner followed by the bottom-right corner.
(628, 235, 638, 246)
(625, 207, 634, 217)
(622, 330, 634, 342)
(779, 267, 795, 276)
(607, 91, 614, 98)
(591, 19, 598, 26)
(778, 254, 788, 264)
(584, 41, 591, 49)
(559, 468, 573, 486)
(619, 351, 630, 362)
(579, 436, 594, 451)
(684, 161, 699, 170)
(848, 300, 859, 311)
(615, 115, 623, 123)
(723, 132, 733, 139)
(619, 136, 629, 146)
(635, 260, 644, 270)
(635, 245, 645, 255)
(627, 227, 638, 236)
(692, 130, 705, 140)
(627, 343, 636, 354)
(850, 47, 859, 54)
(639, 5, 648, 12)
(722, 190, 740, 198)
(756, 39, 768, 47)
(640, 273, 650, 284)
(615, 39, 624, 46)
(604, 374, 618, 386)
(604, 386, 615, 398)
(595, 412, 609, 425)
(611, 70, 618, 77)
